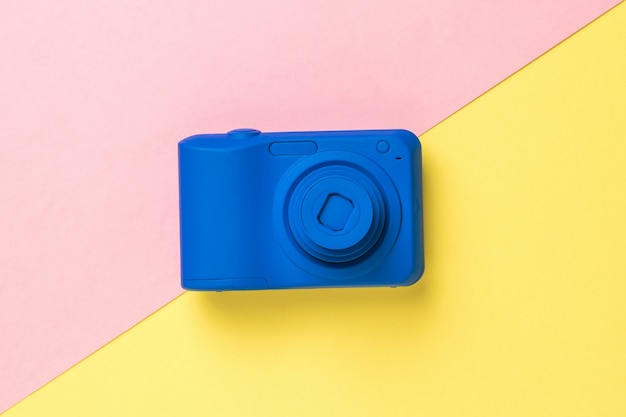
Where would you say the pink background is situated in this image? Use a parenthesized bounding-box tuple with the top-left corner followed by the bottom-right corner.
(0, 0, 619, 412)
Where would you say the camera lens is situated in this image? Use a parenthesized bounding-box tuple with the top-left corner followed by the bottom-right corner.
(273, 150, 402, 279)
(287, 164, 385, 264)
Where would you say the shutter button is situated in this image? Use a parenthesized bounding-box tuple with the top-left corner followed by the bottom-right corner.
(227, 128, 261, 139)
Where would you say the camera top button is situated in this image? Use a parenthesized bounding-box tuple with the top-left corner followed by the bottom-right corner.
(227, 128, 261, 139)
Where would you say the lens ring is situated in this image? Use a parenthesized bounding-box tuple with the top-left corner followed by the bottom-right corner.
(288, 166, 384, 263)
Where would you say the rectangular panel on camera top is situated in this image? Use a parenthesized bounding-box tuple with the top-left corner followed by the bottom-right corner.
(269, 141, 318, 156)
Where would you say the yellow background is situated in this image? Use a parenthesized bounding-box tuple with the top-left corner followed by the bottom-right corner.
(5, 4, 626, 416)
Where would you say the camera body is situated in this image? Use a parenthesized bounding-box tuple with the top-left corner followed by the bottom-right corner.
(178, 128, 424, 290)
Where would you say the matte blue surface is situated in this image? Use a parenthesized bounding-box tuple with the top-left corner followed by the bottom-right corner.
(178, 129, 424, 290)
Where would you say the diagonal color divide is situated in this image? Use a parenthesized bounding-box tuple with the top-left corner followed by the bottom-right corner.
(0, 0, 621, 412)
(3, 2, 626, 416)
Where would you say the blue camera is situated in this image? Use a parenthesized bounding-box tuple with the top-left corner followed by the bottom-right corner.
(178, 128, 424, 290)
